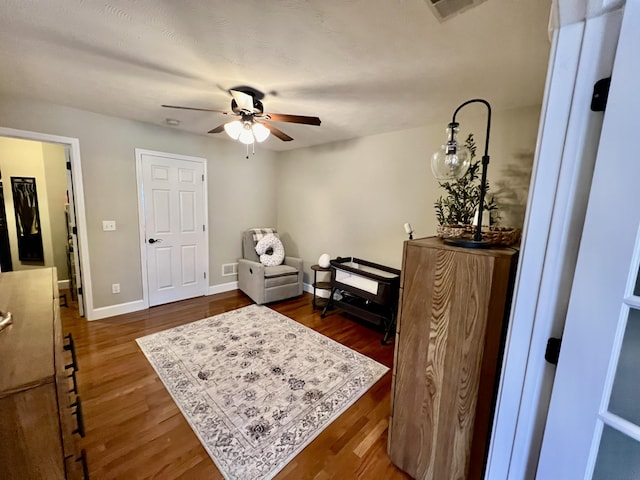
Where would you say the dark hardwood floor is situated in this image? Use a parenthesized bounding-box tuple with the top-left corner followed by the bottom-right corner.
(60, 290, 410, 479)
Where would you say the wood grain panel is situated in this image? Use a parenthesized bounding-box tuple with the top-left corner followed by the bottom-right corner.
(434, 251, 491, 480)
(54, 296, 82, 472)
(388, 244, 438, 474)
(0, 270, 56, 395)
(468, 253, 517, 480)
(0, 384, 66, 479)
(388, 237, 518, 480)
(0, 269, 86, 479)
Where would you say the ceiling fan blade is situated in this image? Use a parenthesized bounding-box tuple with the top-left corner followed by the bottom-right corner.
(208, 123, 227, 134)
(162, 104, 228, 114)
(262, 122, 293, 141)
(266, 113, 321, 126)
(230, 90, 255, 112)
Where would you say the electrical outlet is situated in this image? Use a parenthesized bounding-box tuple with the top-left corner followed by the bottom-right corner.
(112, 283, 120, 294)
(102, 220, 116, 231)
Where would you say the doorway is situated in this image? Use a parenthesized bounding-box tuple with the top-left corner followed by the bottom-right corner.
(0, 127, 90, 317)
(135, 149, 209, 307)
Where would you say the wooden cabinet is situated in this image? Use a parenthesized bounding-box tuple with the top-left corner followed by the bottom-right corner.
(0, 269, 87, 479)
(388, 237, 518, 480)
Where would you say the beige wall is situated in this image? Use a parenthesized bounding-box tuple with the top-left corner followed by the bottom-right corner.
(276, 105, 540, 283)
(41, 142, 69, 279)
(0, 94, 539, 312)
(0, 95, 278, 309)
(0, 137, 67, 275)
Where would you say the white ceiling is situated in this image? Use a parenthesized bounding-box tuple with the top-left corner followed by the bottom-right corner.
(0, 0, 552, 151)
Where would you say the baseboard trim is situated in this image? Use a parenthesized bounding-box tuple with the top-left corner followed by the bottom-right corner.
(208, 281, 239, 296)
(303, 283, 330, 298)
(88, 284, 239, 321)
(89, 299, 147, 321)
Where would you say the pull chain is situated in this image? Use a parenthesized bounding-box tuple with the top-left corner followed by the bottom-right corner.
(245, 143, 256, 159)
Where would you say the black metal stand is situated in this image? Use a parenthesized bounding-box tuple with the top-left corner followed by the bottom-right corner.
(444, 99, 493, 248)
(321, 287, 397, 345)
(311, 264, 331, 310)
(444, 237, 492, 248)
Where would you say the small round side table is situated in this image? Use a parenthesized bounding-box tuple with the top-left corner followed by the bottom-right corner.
(311, 264, 331, 310)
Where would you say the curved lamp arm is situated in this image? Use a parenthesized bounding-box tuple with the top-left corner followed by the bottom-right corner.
(452, 98, 492, 159)
(447, 98, 493, 245)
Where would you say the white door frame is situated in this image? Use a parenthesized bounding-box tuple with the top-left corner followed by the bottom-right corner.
(63, 146, 85, 317)
(486, 8, 623, 479)
(537, 0, 640, 475)
(135, 148, 209, 308)
(0, 126, 93, 318)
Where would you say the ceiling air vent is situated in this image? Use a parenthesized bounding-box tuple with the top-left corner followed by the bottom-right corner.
(427, 0, 487, 21)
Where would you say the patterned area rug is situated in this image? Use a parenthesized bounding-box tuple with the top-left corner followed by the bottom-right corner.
(136, 304, 388, 480)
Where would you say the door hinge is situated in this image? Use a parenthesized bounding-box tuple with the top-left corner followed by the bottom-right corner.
(72, 226, 77, 235)
(203, 225, 205, 232)
(202, 174, 204, 182)
(204, 272, 207, 279)
(78, 287, 83, 295)
(545, 337, 562, 365)
(591, 77, 611, 112)
(66, 161, 72, 170)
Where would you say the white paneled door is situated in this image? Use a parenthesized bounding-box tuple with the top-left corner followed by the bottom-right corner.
(536, 2, 640, 478)
(139, 151, 208, 307)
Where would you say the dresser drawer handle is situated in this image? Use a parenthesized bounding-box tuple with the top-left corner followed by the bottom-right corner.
(76, 448, 90, 479)
(68, 368, 78, 394)
(70, 396, 86, 437)
(64, 333, 79, 372)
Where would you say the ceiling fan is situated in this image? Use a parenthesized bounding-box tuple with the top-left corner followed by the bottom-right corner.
(162, 86, 321, 144)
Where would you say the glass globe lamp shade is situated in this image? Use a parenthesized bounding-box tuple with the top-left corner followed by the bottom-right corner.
(431, 143, 471, 181)
(238, 122, 255, 144)
(251, 122, 270, 142)
(224, 120, 243, 140)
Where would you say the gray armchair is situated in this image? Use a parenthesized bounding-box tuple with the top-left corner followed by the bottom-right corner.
(238, 229, 303, 304)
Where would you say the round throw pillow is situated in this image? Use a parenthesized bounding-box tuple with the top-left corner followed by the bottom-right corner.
(254, 233, 285, 266)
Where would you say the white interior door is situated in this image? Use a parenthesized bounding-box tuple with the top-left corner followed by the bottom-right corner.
(537, 2, 640, 478)
(138, 151, 208, 307)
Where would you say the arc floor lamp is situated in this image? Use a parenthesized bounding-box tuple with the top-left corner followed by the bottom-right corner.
(431, 98, 493, 248)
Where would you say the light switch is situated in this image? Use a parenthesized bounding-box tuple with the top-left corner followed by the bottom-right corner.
(102, 220, 116, 231)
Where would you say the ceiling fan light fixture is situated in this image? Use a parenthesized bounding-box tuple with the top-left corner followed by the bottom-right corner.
(252, 122, 270, 143)
(162, 86, 321, 145)
(224, 120, 243, 140)
(238, 122, 255, 144)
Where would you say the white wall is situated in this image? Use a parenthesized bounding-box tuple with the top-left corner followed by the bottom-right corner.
(276, 105, 541, 282)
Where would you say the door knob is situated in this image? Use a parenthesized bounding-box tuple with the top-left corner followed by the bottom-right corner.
(148, 238, 162, 244)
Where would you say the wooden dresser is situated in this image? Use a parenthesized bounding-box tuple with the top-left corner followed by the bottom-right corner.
(388, 237, 518, 479)
(0, 268, 87, 479)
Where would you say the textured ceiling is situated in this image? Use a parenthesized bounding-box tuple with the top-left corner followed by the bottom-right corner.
(0, 0, 552, 151)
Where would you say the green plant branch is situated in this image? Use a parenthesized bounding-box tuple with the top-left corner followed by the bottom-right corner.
(434, 133, 499, 226)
